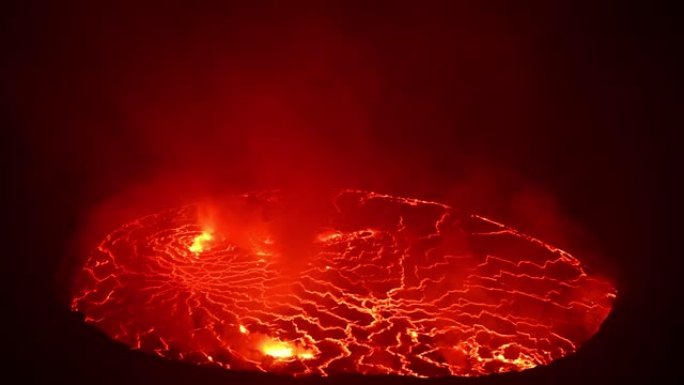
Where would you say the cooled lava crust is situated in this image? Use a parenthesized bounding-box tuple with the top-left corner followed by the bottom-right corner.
(71, 190, 615, 377)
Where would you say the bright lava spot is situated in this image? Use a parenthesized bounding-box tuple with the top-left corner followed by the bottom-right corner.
(262, 340, 294, 359)
(71, 190, 616, 377)
(189, 231, 213, 254)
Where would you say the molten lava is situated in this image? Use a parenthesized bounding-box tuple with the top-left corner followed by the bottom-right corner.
(261, 339, 294, 359)
(71, 190, 616, 377)
(189, 231, 213, 254)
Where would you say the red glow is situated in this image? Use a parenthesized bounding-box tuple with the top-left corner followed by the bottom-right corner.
(71, 190, 615, 377)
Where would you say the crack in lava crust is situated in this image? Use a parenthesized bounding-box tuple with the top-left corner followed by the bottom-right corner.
(71, 190, 616, 377)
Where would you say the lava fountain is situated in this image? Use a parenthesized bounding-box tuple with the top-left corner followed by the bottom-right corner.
(71, 189, 616, 377)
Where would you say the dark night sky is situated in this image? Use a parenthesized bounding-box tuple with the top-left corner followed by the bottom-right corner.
(3, 1, 680, 384)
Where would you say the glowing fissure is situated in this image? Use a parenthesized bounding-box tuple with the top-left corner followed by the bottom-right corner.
(71, 190, 615, 377)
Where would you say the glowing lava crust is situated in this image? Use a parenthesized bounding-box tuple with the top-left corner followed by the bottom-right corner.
(71, 190, 615, 377)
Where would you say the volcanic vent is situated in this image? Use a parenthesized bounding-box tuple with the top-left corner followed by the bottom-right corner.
(71, 190, 615, 377)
